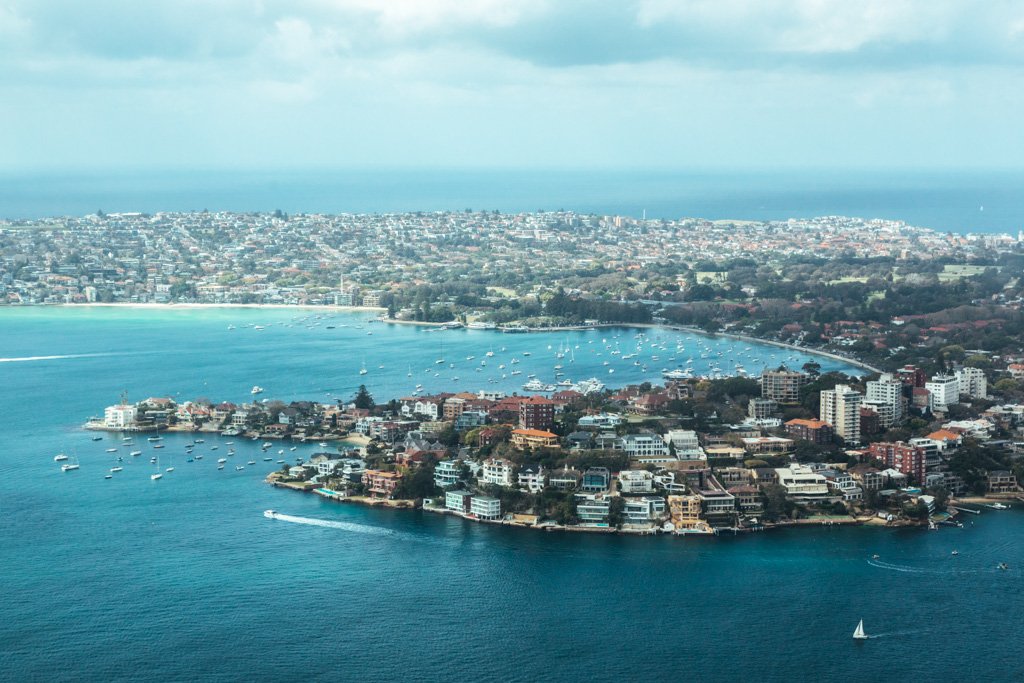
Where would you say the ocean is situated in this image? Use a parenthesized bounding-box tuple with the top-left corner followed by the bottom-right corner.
(1, 168, 1022, 234)
(1, 308, 1022, 682)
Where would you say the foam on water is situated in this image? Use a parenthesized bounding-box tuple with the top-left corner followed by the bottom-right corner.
(269, 512, 397, 537)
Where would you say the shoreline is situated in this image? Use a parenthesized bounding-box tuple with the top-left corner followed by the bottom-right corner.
(264, 473, 977, 538)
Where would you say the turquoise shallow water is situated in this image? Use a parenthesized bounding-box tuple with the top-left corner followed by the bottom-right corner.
(1, 308, 1022, 682)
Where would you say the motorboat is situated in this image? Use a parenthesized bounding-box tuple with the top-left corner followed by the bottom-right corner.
(54, 453, 69, 462)
(264, 509, 279, 519)
(61, 463, 80, 472)
(251, 386, 264, 395)
(110, 467, 123, 473)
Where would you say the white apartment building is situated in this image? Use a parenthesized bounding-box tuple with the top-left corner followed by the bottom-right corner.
(104, 403, 137, 429)
(620, 433, 672, 462)
(956, 367, 987, 400)
(618, 469, 655, 494)
(481, 457, 514, 487)
(470, 496, 502, 520)
(820, 384, 863, 445)
(434, 460, 461, 488)
(775, 465, 830, 501)
(926, 374, 960, 412)
(865, 373, 903, 427)
(665, 429, 704, 458)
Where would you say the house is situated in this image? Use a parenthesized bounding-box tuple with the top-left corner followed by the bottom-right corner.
(848, 464, 884, 491)
(518, 464, 545, 493)
(726, 485, 763, 514)
(620, 433, 672, 462)
(774, 465, 829, 501)
(623, 496, 666, 523)
(470, 496, 502, 520)
(445, 490, 473, 513)
(511, 428, 559, 450)
(988, 470, 1018, 493)
(820, 469, 863, 501)
(668, 495, 707, 531)
(581, 467, 610, 492)
(481, 457, 514, 487)
(434, 460, 462, 488)
(577, 413, 624, 429)
(618, 469, 655, 494)
(548, 468, 582, 491)
(576, 497, 611, 524)
(362, 470, 403, 498)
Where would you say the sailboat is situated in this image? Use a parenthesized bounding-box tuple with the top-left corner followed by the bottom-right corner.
(852, 620, 868, 640)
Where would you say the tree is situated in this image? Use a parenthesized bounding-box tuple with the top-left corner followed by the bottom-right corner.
(352, 384, 375, 410)
(761, 484, 790, 521)
(608, 497, 626, 528)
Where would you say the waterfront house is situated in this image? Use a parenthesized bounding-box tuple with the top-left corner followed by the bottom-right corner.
(774, 465, 829, 502)
(988, 470, 1019, 493)
(575, 496, 611, 524)
(623, 496, 666, 524)
(104, 403, 137, 429)
(668, 495, 706, 531)
(363, 470, 403, 498)
(470, 496, 502, 521)
(726, 485, 763, 514)
(445, 490, 473, 513)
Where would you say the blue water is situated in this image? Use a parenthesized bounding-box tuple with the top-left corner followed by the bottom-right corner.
(1, 168, 1021, 233)
(2, 308, 1022, 682)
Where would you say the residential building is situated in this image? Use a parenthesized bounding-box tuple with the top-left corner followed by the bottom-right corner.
(434, 460, 462, 488)
(481, 457, 514, 487)
(865, 372, 904, 427)
(518, 464, 545, 493)
(548, 468, 581, 491)
(470, 496, 502, 520)
(774, 465, 829, 501)
(576, 497, 611, 524)
(620, 433, 672, 462)
(618, 469, 655, 494)
(623, 497, 666, 524)
(581, 467, 610, 492)
(867, 441, 926, 483)
(104, 403, 137, 429)
(665, 429, 703, 458)
(785, 418, 834, 444)
(956, 367, 988, 400)
(519, 395, 555, 430)
(667, 495, 706, 530)
(748, 397, 778, 420)
(987, 470, 1018, 494)
(511, 428, 559, 450)
(761, 369, 808, 404)
(741, 436, 794, 454)
(362, 470, 402, 498)
(925, 374, 959, 412)
(445, 490, 473, 513)
(577, 413, 624, 429)
(820, 384, 863, 445)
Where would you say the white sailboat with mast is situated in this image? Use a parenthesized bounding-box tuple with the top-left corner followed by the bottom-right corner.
(852, 620, 868, 640)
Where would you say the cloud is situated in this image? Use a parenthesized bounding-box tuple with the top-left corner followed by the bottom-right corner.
(0, 0, 1022, 170)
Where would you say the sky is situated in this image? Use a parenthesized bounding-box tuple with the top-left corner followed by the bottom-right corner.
(1, 0, 1023, 171)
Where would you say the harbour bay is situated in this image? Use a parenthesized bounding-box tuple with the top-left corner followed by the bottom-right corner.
(2, 307, 1022, 682)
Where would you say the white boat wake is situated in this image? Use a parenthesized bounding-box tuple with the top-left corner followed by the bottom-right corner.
(866, 558, 999, 575)
(267, 512, 396, 537)
(0, 353, 119, 363)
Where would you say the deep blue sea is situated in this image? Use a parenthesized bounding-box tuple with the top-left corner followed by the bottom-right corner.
(1, 168, 1022, 234)
(2, 308, 1022, 682)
